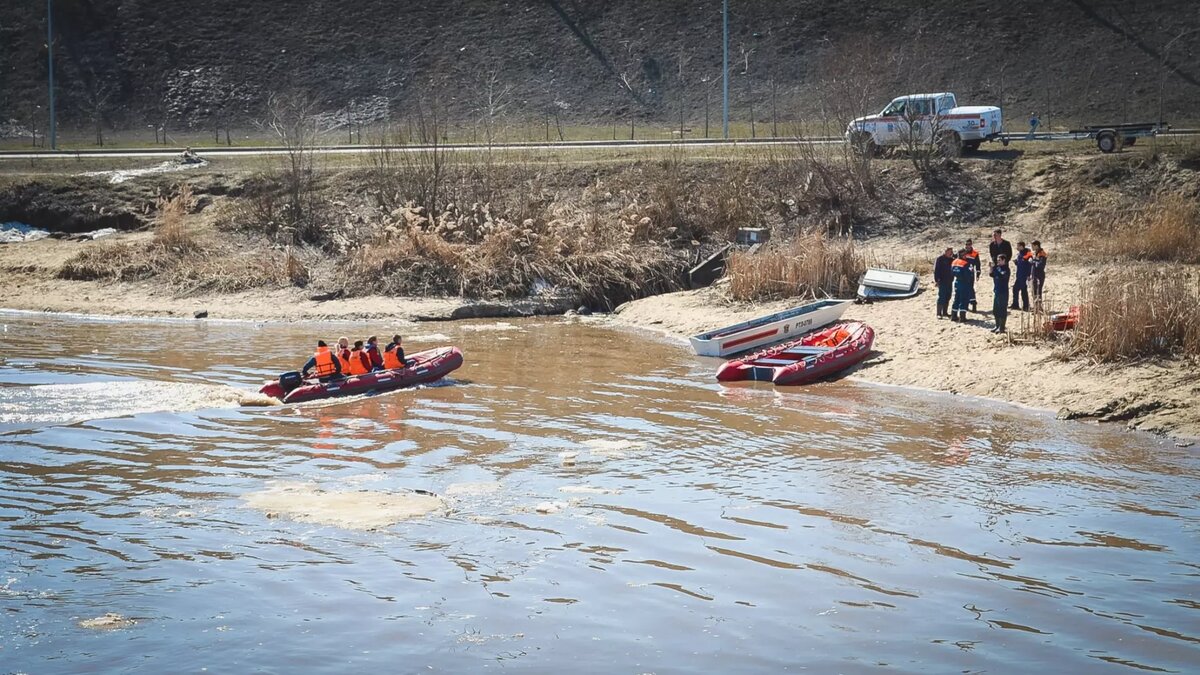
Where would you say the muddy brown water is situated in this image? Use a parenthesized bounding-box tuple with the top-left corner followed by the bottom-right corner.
(1, 311, 1197, 673)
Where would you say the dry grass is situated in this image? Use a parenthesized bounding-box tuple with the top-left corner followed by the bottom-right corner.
(1079, 191, 1200, 263)
(58, 184, 308, 294)
(1061, 268, 1200, 362)
(726, 232, 868, 301)
(341, 211, 685, 306)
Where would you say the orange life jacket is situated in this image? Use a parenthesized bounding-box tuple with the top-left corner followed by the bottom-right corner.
(965, 248, 979, 261)
(347, 349, 371, 376)
(382, 345, 404, 370)
(951, 258, 969, 269)
(312, 346, 337, 378)
(335, 348, 352, 373)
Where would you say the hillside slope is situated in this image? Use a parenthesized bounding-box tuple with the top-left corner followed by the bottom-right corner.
(2, 0, 1199, 136)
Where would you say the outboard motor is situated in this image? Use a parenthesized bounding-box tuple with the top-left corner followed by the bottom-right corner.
(278, 371, 303, 393)
(258, 371, 303, 400)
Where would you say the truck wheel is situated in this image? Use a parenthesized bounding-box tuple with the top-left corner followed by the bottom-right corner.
(849, 132, 877, 157)
(963, 140, 982, 153)
(937, 131, 962, 158)
(1096, 130, 1118, 153)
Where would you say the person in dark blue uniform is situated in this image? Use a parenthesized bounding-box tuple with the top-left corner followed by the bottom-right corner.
(950, 249, 974, 323)
(933, 247, 955, 318)
(990, 254, 1011, 333)
(964, 238, 981, 311)
(1010, 241, 1032, 311)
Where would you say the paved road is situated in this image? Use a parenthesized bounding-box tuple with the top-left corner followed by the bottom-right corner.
(0, 137, 842, 160)
(3, 129, 1194, 161)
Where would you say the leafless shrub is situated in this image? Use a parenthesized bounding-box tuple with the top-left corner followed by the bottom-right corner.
(726, 232, 868, 301)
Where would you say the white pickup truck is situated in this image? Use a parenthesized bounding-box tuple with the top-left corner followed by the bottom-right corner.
(845, 92, 1002, 155)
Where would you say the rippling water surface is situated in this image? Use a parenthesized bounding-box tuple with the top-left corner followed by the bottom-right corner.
(1, 311, 1197, 673)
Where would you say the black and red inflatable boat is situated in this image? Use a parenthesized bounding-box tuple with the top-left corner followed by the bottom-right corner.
(259, 346, 464, 404)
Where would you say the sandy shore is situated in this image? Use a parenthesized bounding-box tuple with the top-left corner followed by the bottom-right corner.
(612, 265, 1200, 440)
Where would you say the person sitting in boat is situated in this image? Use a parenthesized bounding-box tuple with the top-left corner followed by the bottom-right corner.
(383, 334, 408, 370)
(365, 335, 385, 371)
(302, 340, 343, 380)
(335, 336, 352, 372)
(346, 340, 373, 376)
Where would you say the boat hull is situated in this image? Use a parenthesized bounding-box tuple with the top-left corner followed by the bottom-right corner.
(716, 322, 875, 386)
(689, 299, 852, 357)
(857, 268, 920, 300)
(259, 347, 464, 404)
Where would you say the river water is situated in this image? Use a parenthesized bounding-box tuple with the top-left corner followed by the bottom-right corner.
(1, 311, 1197, 673)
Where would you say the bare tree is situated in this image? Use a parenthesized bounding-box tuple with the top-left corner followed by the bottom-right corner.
(897, 98, 957, 173)
(79, 75, 115, 146)
(476, 67, 513, 146)
(264, 91, 323, 244)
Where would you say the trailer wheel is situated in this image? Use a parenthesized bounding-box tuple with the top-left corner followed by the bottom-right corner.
(1096, 130, 1118, 153)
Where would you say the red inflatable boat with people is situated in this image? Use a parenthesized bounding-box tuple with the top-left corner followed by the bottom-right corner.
(260, 346, 464, 404)
(716, 321, 875, 386)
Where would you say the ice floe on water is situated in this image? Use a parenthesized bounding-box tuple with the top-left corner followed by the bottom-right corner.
(407, 333, 453, 342)
(244, 481, 446, 530)
(459, 322, 522, 332)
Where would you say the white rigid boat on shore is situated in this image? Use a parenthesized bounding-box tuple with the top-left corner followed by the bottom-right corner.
(689, 298, 853, 357)
(857, 268, 920, 300)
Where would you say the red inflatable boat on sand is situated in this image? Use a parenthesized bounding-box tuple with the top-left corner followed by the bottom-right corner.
(716, 321, 874, 386)
(259, 346, 464, 404)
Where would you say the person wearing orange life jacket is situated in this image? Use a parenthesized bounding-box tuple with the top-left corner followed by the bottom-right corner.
(346, 340, 372, 376)
(335, 336, 352, 373)
(382, 334, 408, 370)
(963, 238, 981, 312)
(950, 249, 974, 323)
(302, 340, 343, 380)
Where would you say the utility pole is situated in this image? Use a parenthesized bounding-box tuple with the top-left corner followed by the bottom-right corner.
(720, 0, 729, 138)
(47, 0, 56, 150)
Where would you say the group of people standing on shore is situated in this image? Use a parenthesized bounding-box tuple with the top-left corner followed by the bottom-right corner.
(301, 335, 408, 379)
(933, 229, 1048, 333)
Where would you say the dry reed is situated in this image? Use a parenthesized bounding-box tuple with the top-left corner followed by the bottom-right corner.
(726, 233, 868, 301)
(1083, 191, 1200, 263)
(1061, 268, 1200, 362)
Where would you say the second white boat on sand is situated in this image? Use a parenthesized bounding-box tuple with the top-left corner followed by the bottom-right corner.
(689, 298, 853, 357)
